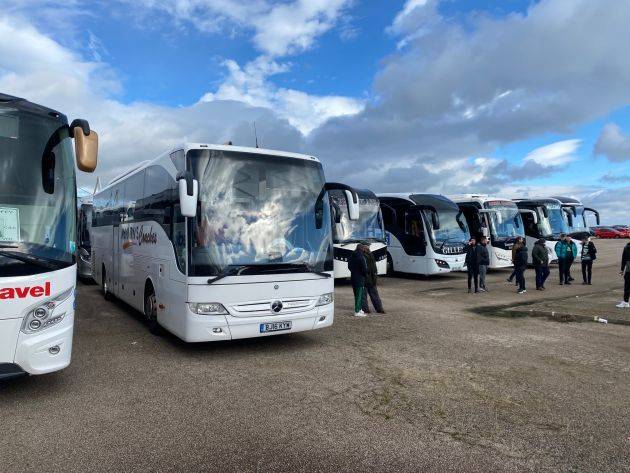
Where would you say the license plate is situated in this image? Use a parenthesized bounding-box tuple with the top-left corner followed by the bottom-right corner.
(260, 321, 292, 333)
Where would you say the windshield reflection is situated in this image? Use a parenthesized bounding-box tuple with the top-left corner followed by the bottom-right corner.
(188, 150, 333, 276)
(428, 209, 469, 246)
(331, 191, 385, 243)
(538, 204, 568, 238)
(485, 202, 525, 240)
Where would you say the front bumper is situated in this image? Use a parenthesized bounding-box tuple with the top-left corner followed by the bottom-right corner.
(177, 303, 334, 343)
(0, 313, 74, 376)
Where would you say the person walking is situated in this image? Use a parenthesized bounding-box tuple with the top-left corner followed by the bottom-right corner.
(361, 244, 385, 314)
(465, 237, 480, 293)
(477, 236, 490, 292)
(532, 238, 550, 290)
(580, 237, 597, 285)
(514, 242, 528, 294)
(507, 236, 524, 284)
(348, 244, 368, 317)
(617, 241, 630, 308)
(555, 234, 577, 285)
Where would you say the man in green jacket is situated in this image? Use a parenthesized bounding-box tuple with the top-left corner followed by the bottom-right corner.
(554, 234, 577, 285)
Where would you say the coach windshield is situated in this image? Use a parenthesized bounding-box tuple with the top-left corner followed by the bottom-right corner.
(186, 149, 333, 276)
(0, 106, 76, 277)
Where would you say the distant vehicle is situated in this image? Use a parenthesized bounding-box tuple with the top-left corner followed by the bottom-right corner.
(0, 93, 98, 379)
(92, 143, 351, 342)
(329, 187, 387, 279)
(77, 199, 93, 280)
(450, 195, 525, 268)
(594, 227, 625, 239)
(550, 196, 600, 240)
(513, 198, 576, 264)
(612, 225, 630, 238)
(378, 193, 468, 275)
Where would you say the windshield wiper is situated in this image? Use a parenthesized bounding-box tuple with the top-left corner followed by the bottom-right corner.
(0, 250, 61, 270)
(207, 263, 331, 284)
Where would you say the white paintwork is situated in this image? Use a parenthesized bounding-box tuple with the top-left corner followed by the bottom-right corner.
(385, 232, 466, 274)
(0, 265, 76, 375)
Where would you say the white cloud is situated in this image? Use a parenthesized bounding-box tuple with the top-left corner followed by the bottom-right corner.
(120, 0, 353, 57)
(594, 123, 630, 162)
(524, 139, 581, 167)
(199, 56, 364, 135)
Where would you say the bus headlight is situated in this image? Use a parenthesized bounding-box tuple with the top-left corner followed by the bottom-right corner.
(21, 288, 73, 334)
(189, 302, 228, 315)
(316, 293, 334, 306)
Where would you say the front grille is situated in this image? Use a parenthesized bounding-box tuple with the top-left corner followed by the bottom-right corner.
(229, 298, 317, 317)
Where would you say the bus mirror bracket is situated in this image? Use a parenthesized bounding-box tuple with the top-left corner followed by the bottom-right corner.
(317, 183, 360, 229)
(562, 207, 574, 227)
(177, 171, 198, 217)
(70, 119, 98, 173)
(584, 207, 600, 225)
(518, 209, 538, 225)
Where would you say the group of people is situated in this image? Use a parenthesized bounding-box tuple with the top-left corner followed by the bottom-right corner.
(467, 234, 600, 295)
(348, 244, 386, 317)
(347, 239, 630, 315)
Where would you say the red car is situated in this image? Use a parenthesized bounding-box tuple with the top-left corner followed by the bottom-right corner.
(613, 226, 630, 238)
(594, 227, 625, 239)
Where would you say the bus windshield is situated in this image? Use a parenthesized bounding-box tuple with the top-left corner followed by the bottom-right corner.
(187, 149, 333, 276)
(538, 203, 568, 238)
(330, 191, 385, 243)
(0, 106, 76, 276)
(427, 209, 469, 247)
(484, 201, 525, 241)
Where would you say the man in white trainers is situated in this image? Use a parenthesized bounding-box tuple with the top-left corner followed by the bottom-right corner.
(348, 244, 368, 317)
(617, 241, 630, 308)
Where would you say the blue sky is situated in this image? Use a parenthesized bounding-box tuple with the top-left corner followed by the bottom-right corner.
(1, 0, 630, 222)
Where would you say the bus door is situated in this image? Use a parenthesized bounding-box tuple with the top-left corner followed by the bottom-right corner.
(401, 207, 426, 272)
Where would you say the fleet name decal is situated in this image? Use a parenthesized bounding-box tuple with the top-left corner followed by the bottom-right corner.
(0, 282, 51, 300)
(121, 225, 158, 249)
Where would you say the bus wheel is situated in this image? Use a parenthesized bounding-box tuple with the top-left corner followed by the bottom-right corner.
(102, 266, 112, 301)
(386, 253, 394, 276)
(144, 283, 162, 335)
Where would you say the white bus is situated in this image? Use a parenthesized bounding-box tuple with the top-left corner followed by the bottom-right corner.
(91, 143, 356, 342)
(513, 198, 578, 264)
(378, 193, 469, 275)
(550, 196, 600, 241)
(329, 187, 387, 279)
(450, 195, 525, 269)
(77, 198, 93, 280)
(0, 93, 98, 379)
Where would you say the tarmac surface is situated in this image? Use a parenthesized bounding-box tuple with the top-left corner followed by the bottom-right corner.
(1, 239, 629, 472)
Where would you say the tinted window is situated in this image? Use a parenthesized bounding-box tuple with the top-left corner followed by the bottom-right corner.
(123, 171, 145, 222)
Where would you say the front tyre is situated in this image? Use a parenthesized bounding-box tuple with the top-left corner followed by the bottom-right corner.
(144, 284, 162, 335)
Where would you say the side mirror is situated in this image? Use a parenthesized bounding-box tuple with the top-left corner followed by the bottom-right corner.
(431, 211, 440, 230)
(71, 119, 98, 173)
(541, 206, 549, 218)
(345, 189, 360, 221)
(177, 172, 198, 218)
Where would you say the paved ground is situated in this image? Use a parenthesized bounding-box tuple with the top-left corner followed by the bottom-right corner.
(1, 239, 629, 472)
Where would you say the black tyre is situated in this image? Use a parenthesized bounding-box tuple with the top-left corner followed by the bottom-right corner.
(144, 283, 162, 335)
(102, 266, 112, 301)
(386, 253, 394, 276)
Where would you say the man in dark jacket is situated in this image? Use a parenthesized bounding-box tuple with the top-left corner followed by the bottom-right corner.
(465, 237, 480, 293)
(507, 236, 524, 283)
(514, 243, 529, 294)
(532, 238, 550, 290)
(477, 236, 490, 292)
(360, 245, 385, 314)
(617, 242, 630, 308)
(348, 245, 368, 317)
(580, 237, 597, 285)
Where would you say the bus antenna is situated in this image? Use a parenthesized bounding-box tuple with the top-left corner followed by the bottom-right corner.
(253, 122, 259, 148)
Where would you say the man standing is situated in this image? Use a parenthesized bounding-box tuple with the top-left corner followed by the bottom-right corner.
(361, 245, 385, 314)
(477, 236, 490, 292)
(555, 234, 577, 285)
(532, 238, 550, 290)
(348, 245, 368, 317)
(465, 237, 480, 293)
(617, 241, 630, 309)
(514, 242, 529, 294)
(507, 236, 523, 284)
(580, 237, 597, 285)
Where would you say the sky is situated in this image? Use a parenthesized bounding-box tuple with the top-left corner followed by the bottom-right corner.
(1, 0, 630, 223)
